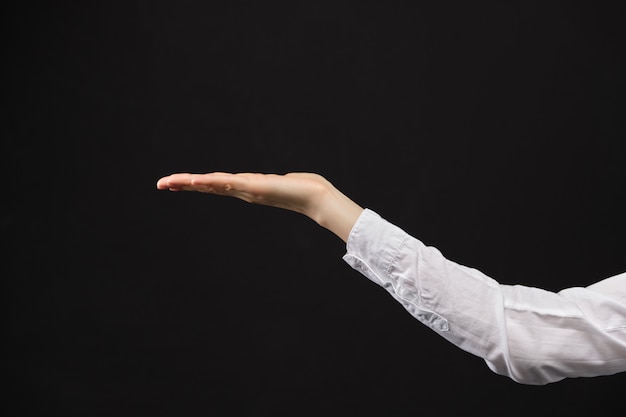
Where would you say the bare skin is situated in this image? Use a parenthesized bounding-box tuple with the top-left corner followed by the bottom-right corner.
(156, 172, 364, 242)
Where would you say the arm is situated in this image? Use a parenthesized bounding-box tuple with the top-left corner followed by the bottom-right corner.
(343, 209, 626, 384)
(157, 171, 626, 384)
(156, 172, 364, 242)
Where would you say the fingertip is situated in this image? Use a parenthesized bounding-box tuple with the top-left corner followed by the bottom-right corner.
(156, 177, 169, 189)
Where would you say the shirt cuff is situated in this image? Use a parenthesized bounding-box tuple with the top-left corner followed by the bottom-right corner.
(342, 208, 409, 286)
(342, 209, 450, 333)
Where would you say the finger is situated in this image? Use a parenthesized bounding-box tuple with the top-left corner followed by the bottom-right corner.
(156, 176, 171, 189)
(156, 173, 212, 188)
(157, 173, 202, 191)
(158, 172, 252, 195)
(188, 173, 250, 195)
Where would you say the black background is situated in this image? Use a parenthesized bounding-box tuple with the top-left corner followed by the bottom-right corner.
(3, 1, 625, 416)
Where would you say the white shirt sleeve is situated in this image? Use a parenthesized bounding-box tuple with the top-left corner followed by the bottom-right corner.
(343, 209, 626, 385)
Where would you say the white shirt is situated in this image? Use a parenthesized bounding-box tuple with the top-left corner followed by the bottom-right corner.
(343, 209, 626, 385)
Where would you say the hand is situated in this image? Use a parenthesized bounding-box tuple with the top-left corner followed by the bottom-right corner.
(156, 172, 363, 242)
(157, 172, 332, 216)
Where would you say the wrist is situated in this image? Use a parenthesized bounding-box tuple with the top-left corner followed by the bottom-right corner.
(310, 183, 363, 243)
